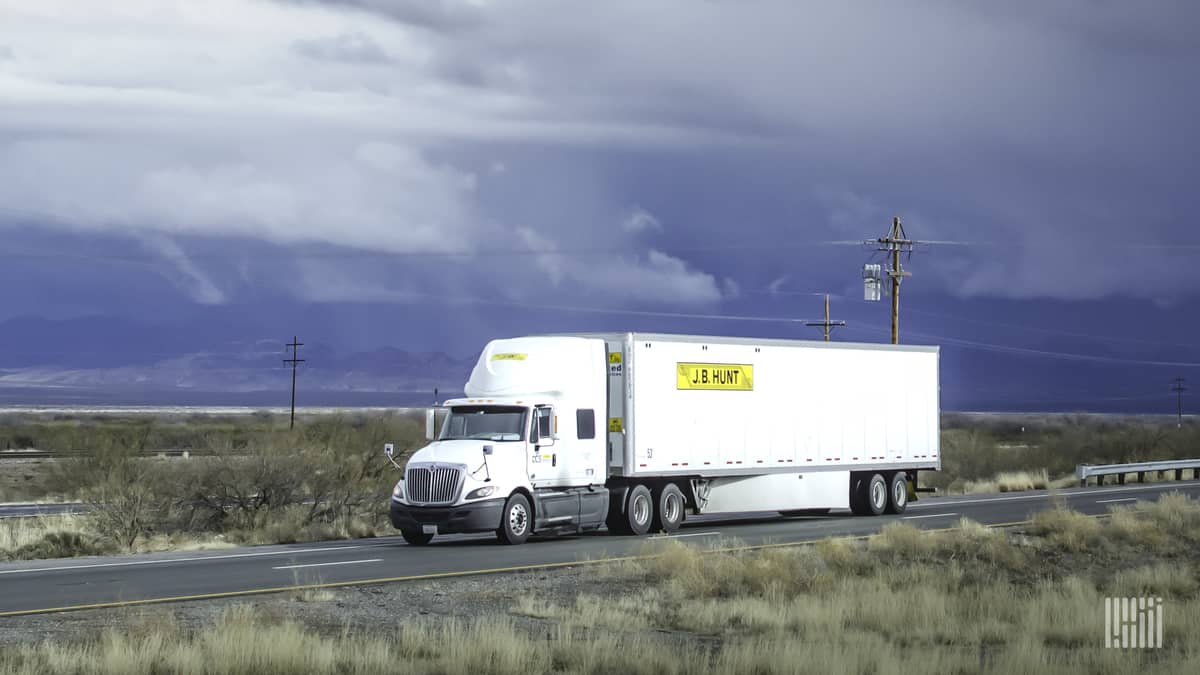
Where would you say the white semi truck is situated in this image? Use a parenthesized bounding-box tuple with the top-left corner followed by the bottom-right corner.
(386, 333, 939, 545)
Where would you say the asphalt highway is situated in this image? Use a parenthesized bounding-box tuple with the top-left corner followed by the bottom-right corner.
(2, 481, 1199, 616)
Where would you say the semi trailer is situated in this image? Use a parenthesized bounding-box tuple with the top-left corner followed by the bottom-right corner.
(385, 332, 939, 545)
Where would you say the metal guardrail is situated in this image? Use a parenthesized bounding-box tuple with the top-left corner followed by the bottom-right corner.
(1076, 459, 1200, 487)
(0, 449, 198, 460)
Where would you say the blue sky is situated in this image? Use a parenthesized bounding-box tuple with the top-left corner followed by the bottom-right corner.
(1, 1, 1199, 410)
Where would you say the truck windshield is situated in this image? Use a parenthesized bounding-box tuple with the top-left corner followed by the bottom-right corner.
(440, 406, 528, 442)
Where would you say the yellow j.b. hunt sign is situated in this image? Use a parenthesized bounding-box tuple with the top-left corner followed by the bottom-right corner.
(676, 363, 754, 390)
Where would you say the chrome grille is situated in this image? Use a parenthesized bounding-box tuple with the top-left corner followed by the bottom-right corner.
(405, 465, 463, 505)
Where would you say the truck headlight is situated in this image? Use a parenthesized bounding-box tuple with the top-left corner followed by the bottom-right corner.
(465, 486, 497, 500)
(392, 480, 404, 501)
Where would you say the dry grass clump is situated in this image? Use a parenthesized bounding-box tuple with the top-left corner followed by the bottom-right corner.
(959, 469, 1078, 495)
(635, 539, 833, 599)
(1, 606, 713, 675)
(1028, 506, 1104, 552)
(0, 514, 113, 561)
(1108, 563, 1199, 599)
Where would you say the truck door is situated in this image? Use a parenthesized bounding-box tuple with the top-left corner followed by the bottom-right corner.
(528, 406, 570, 486)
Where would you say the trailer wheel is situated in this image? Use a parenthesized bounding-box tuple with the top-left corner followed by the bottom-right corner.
(849, 475, 870, 516)
(496, 493, 532, 545)
(625, 484, 653, 536)
(885, 472, 908, 515)
(400, 528, 434, 546)
(865, 473, 888, 516)
(652, 483, 685, 533)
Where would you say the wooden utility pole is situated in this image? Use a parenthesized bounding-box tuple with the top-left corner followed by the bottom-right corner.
(284, 336, 305, 430)
(804, 294, 846, 341)
(867, 217, 914, 344)
(1172, 377, 1187, 428)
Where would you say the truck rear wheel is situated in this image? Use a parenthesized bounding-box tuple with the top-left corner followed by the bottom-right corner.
(400, 528, 434, 546)
(652, 483, 685, 533)
(865, 473, 888, 516)
(625, 484, 653, 536)
(885, 472, 908, 515)
(850, 473, 888, 516)
(496, 493, 532, 545)
(849, 475, 869, 516)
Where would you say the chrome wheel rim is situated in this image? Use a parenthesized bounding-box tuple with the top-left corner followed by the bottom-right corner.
(633, 494, 650, 525)
(509, 502, 528, 535)
(871, 481, 886, 510)
(665, 493, 681, 524)
(893, 480, 906, 507)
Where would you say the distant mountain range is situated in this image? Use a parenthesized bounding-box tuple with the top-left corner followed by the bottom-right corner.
(0, 315, 473, 406)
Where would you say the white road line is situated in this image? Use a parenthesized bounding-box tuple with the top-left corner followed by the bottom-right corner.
(272, 558, 382, 570)
(1097, 498, 1138, 504)
(0, 545, 367, 575)
(653, 531, 721, 539)
(910, 482, 1200, 508)
(901, 512, 958, 520)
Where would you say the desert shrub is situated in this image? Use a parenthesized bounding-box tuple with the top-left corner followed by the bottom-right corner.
(9, 531, 112, 561)
(1028, 507, 1103, 552)
(20, 412, 424, 550)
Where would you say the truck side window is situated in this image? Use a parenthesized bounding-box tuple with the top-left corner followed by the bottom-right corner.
(576, 409, 595, 440)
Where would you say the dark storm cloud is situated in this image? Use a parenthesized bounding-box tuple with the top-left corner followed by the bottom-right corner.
(4, 0, 1200, 310)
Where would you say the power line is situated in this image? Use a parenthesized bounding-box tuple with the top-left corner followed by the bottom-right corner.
(899, 306, 1200, 351)
(283, 336, 305, 430)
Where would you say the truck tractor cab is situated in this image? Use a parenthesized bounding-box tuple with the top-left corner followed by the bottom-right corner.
(387, 337, 608, 545)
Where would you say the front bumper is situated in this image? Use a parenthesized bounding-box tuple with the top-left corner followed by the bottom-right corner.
(390, 497, 506, 535)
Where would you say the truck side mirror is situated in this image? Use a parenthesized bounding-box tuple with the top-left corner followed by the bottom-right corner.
(425, 408, 436, 441)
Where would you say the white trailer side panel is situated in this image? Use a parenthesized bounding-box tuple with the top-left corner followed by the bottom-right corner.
(624, 335, 938, 477)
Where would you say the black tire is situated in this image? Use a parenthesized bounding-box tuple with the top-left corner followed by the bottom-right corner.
(400, 528, 434, 546)
(496, 493, 532, 545)
(652, 483, 685, 533)
(849, 475, 870, 516)
(780, 508, 831, 518)
(625, 484, 653, 536)
(864, 473, 888, 516)
(885, 472, 908, 515)
(606, 488, 631, 535)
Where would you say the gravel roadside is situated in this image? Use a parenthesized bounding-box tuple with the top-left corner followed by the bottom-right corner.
(0, 564, 640, 648)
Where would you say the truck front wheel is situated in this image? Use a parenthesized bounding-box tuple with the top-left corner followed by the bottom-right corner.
(401, 528, 434, 546)
(625, 484, 653, 536)
(652, 483, 685, 533)
(496, 493, 532, 545)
